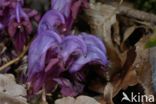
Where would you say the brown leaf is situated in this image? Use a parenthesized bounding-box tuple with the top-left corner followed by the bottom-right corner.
(122, 26, 137, 43)
(84, 3, 153, 104)
(130, 35, 153, 95)
(120, 26, 146, 51)
(111, 21, 120, 46)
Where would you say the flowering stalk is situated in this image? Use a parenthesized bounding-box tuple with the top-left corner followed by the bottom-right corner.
(27, 0, 108, 96)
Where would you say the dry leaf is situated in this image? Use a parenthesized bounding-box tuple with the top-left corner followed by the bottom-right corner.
(122, 26, 137, 42)
(84, 3, 153, 104)
(131, 35, 153, 95)
(120, 26, 146, 51)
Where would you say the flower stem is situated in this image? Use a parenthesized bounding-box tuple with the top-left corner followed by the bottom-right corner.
(0, 46, 28, 72)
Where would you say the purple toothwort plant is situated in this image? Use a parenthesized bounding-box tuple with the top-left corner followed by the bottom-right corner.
(27, 0, 108, 96)
(8, 1, 32, 52)
(0, 0, 39, 53)
(27, 32, 108, 95)
(68, 33, 108, 73)
(0, 0, 23, 28)
(38, 10, 66, 34)
(27, 31, 62, 93)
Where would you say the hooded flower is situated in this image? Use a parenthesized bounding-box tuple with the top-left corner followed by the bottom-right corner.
(27, 0, 108, 96)
(60, 35, 87, 63)
(8, 1, 32, 52)
(27, 31, 108, 95)
(51, 0, 71, 18)
(38, 10, 66, 35)
(69, 33, 108, 73)
(27, 31, 62, 93)
(51, 0, 89, 31)
(27, 33, 88, 94)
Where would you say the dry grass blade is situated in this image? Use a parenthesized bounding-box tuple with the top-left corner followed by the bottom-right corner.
(0, 46, 28, 72)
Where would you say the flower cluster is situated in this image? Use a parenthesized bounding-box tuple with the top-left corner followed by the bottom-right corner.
(27, 0, 108, 96)
(0, 0, 39, 53)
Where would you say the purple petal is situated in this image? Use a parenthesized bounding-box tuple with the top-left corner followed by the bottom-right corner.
(0, 23, 4, 30)
(60, 35, 87, 62)
(7, 2, 32, 52)
(0, 0, 10, 7)
(9, 1, 28, 22)
(28, 31, 62, 79)
(28, 71, 45, 94)
(51, 0, 71, 18)
(27, 31, 62, 93)
(8, 20, 32, 52)
(69, 47, 107, 73)
(38, 10, 66, 34)
(51, 0, 89, 31)
(54, 78, 84, 96)
(69, 33, 108, 73)
(79, 32, 106, 54)
(16, 2, 21, 23)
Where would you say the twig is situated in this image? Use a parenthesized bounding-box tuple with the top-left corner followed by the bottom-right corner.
(0, 46, 28, 72)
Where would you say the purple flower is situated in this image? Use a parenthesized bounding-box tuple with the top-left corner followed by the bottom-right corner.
(27, 31, 108, 95)
(51, 0, 89, 31)
(69, 33, 108, 73)
(0, 0, 17, 8)
(54, 78, 84, 96)
(27, 31, 62, 93)
(80, 33, 107, 54)
(27, 33, 87, 94)
(27, 0, 108, 96)
(38, 10, 66, 35)
(51, 0, 71, 18)
(8, 2, 32, 52)
(60, 35, 87, 63)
